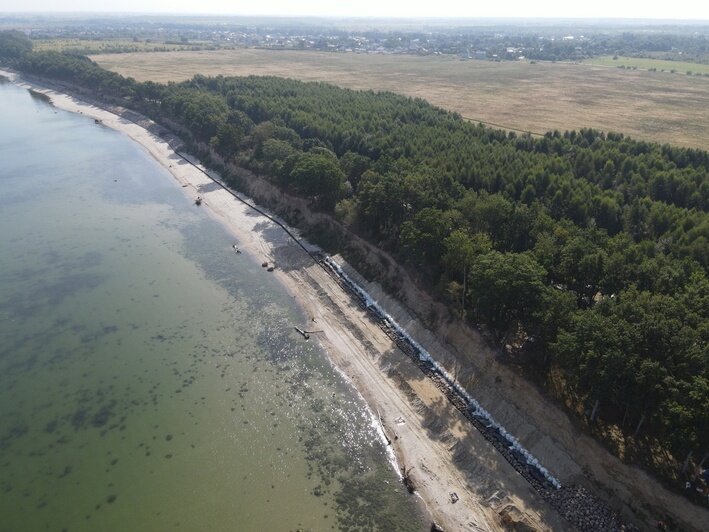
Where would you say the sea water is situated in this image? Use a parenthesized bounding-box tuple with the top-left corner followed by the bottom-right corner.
(0, 82, 423, 532)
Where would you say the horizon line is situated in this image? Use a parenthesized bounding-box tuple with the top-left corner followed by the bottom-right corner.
(1, 12, 709, 24)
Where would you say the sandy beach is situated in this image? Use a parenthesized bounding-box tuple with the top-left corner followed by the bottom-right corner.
(2, 68, 578, 531)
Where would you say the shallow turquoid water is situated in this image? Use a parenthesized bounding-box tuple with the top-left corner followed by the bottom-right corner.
(0, 82, 423, 532)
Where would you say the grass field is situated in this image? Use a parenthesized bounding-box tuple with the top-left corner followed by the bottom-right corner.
(585, 55, 709, 75)
(93, 49, 709, 149)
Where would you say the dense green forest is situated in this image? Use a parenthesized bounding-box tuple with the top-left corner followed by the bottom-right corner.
(3, 33, 707, 491)
(0, 30, 32, 61)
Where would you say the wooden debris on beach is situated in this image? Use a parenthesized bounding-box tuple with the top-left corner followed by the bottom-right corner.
(377, 409, 392, 445)
(294, 327, 310, 340)
(401, 466, 416, 494)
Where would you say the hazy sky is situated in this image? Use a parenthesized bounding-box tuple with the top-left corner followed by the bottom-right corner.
(1, 0, 708, 21)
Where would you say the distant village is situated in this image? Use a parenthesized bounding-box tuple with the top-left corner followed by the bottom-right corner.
(9, 16, 709, 63)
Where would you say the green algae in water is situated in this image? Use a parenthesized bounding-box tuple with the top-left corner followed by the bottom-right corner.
(0, 82, 425, 531)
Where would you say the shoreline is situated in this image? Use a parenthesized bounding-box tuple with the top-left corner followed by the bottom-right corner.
(5, 67, 709, 531)
(3, 70, 523, 530)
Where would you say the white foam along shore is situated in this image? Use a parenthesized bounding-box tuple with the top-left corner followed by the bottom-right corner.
(4, 69, 566, 530)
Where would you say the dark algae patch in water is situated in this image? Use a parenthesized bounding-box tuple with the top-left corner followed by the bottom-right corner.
(0, 81, 425, 531)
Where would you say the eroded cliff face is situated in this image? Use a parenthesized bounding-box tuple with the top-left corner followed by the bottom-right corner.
(229, 169, 707, 532)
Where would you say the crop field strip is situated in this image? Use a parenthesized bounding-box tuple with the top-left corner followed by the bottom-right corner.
(585, 56, 709, 75)
(32, 38, 214, 54)
(93, 48, 709, 150)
